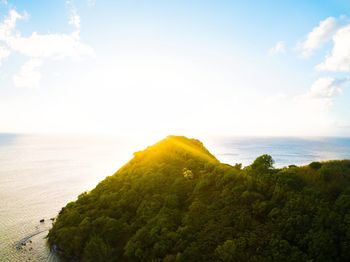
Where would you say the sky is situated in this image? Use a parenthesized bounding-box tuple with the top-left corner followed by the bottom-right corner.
(1, 0, 350, 139)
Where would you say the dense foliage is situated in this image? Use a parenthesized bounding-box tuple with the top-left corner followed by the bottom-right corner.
(48, 136, 350, 261)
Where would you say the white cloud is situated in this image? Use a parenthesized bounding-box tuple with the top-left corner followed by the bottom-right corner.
(87, 0, 96, 7)
(288, 17, 350, 134)
(0, 8, 95, 88)
(299, 17, 338, 57)
(0, 9, 94, 60)
(69, 13, 81, 32)
(68, 9, 81, 39)
(268, 41, 286, 55)
(7, 32, 94, 59)
(263, 77, 348, 135)
(307, 77, 343, 98)
(317, 24, 350, 72)
(0, 9, 24, 40)
(296, 77, 348, 111)
(13, 59, 42, 88)
(0, 45, 10, 64)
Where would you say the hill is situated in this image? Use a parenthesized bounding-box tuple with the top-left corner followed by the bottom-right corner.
(48, 136, 350, 261)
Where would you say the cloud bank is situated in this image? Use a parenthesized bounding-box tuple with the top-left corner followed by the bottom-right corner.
(0, 8, 94, 88)
(269, 41, 286, 55)
(298, 17, 339, 57)
(317, 24, 350, 72)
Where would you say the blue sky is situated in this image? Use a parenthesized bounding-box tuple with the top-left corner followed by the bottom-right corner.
(1, 0, 350, 138)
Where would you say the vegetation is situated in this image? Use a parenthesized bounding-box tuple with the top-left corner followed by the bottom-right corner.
(48, 136, 350, 261)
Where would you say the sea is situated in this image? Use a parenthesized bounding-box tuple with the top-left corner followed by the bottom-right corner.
(1, 134, 350, 261)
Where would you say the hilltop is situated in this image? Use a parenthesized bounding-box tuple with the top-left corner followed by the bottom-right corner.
(48, 136, 350, 261)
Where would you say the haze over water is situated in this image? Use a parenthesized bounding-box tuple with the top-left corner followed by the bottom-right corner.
(1, 134, 350, 261)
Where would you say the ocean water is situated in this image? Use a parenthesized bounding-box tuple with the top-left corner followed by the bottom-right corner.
(206, 136, 350, 167)
(0, 134, 136, 261)
(1, 134, 350, 261)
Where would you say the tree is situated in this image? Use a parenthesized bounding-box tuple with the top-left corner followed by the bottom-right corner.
(83, 236, 113, 262)
(251, 154, 275, 172)
(48, 137, 350, 261)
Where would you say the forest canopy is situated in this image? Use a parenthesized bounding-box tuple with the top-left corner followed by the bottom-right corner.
(48, 136, 350, 261)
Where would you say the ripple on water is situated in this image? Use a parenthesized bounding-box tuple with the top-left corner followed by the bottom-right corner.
(0, 220, 59, 261)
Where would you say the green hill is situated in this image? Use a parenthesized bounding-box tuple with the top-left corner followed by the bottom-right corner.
(48, 136, 350, 261)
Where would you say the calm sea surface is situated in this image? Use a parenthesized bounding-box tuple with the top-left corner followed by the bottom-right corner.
(1, 134, 350, 261)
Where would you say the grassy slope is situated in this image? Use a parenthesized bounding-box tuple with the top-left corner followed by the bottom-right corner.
(48, 136, 350, 262)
